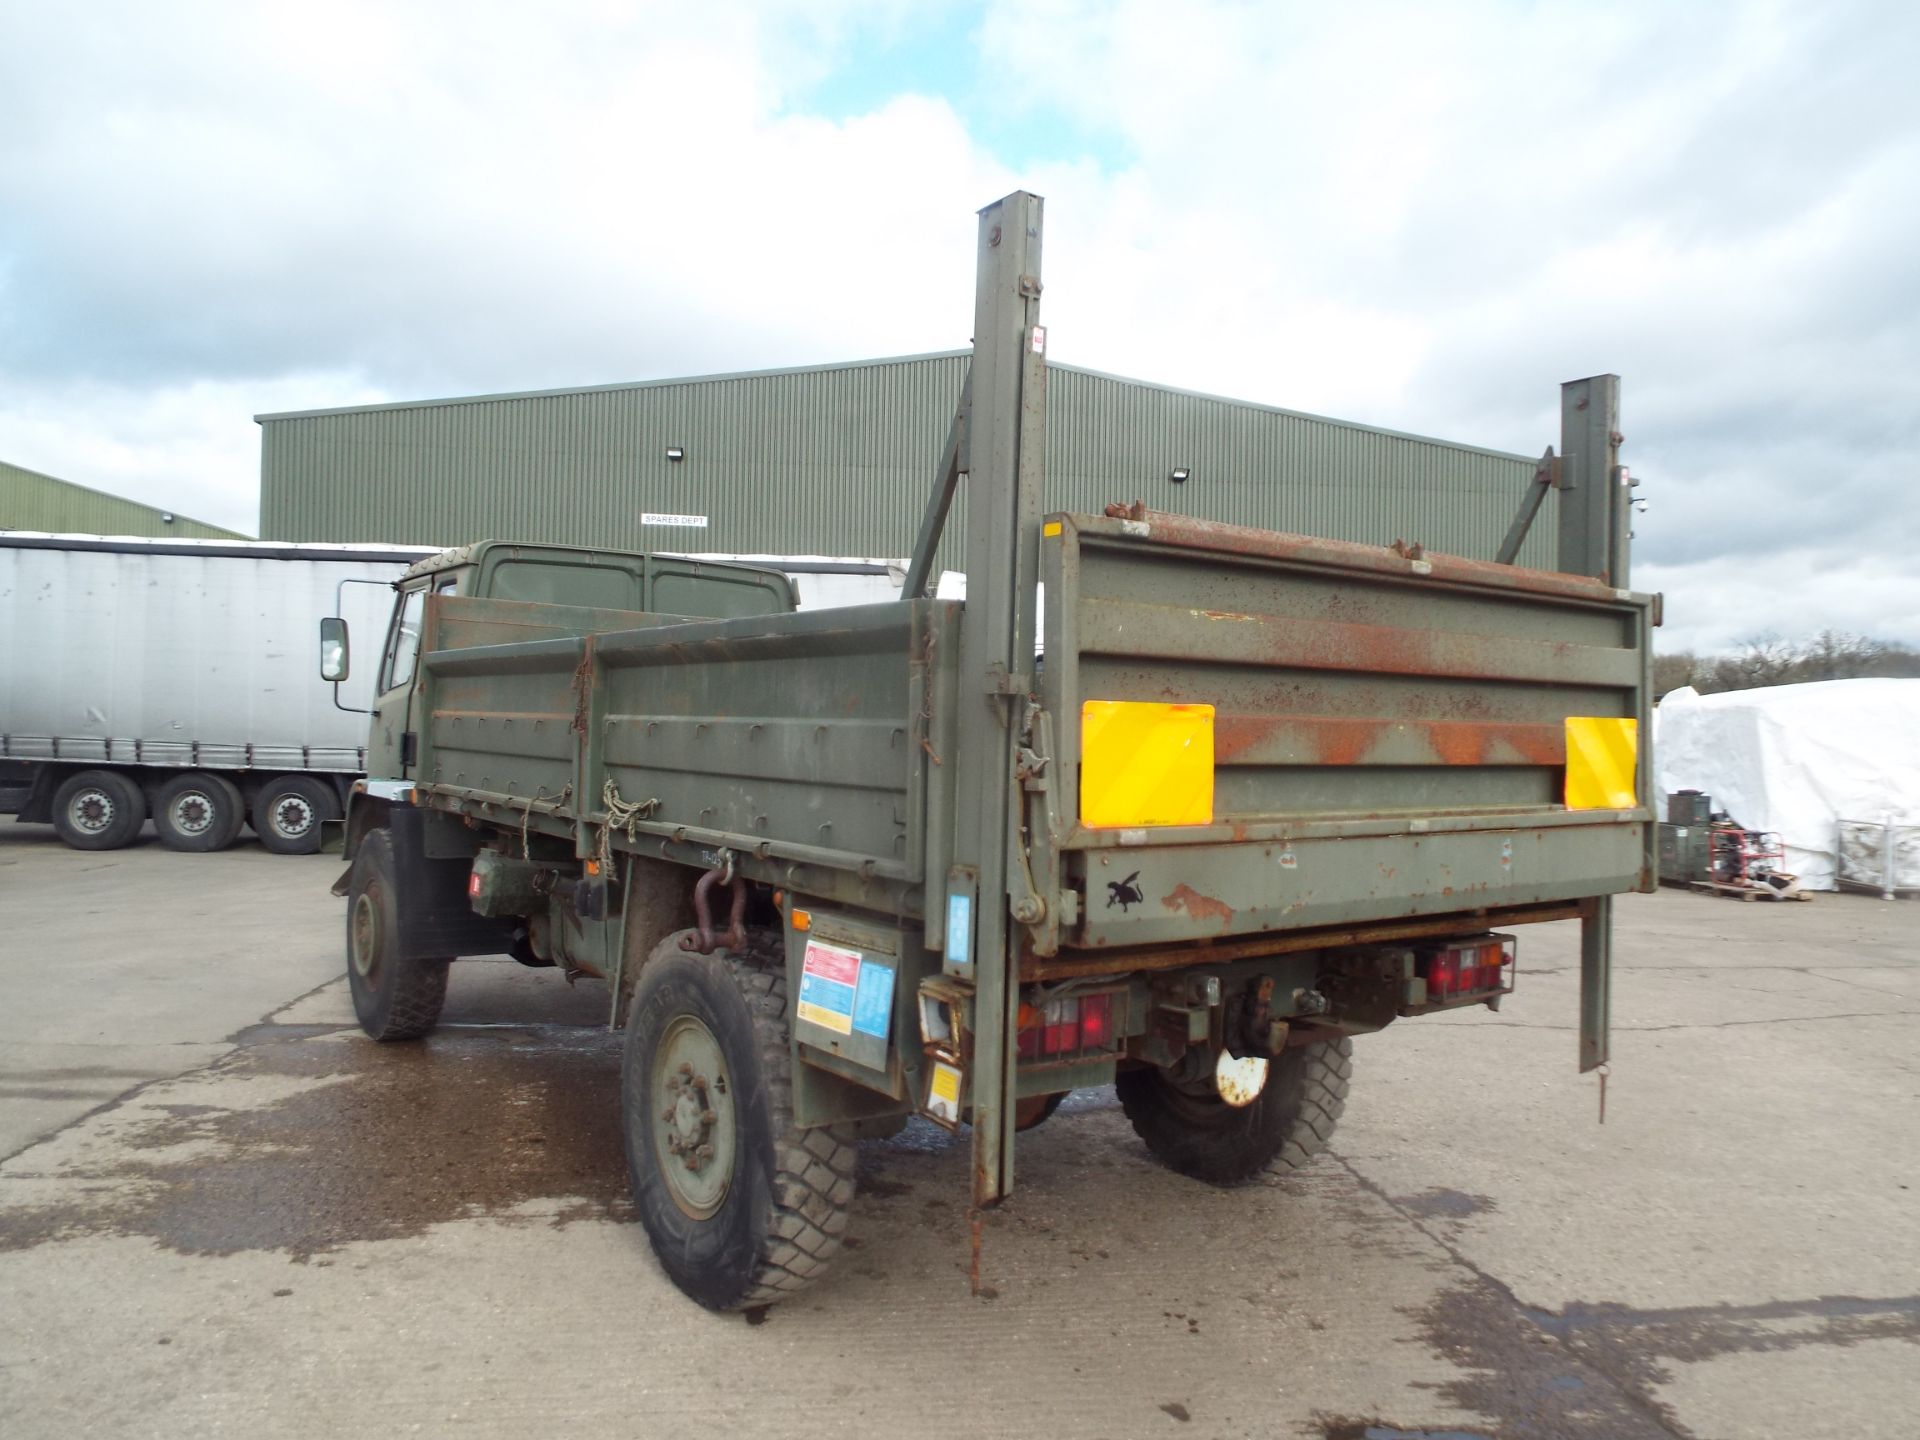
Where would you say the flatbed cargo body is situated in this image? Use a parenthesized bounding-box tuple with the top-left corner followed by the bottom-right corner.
(408, 512, 1651, 961)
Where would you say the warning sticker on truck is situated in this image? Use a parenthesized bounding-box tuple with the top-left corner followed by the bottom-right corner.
(796, 940, 861, 1036)
(925, 1059, 964, 1126)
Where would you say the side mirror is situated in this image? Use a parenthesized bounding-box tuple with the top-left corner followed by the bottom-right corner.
(320, 617, 350, 681)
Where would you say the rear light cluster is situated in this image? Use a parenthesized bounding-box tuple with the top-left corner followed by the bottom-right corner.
(1016, 992, 1116, 1060)
(1421, 936, 1515, 1001)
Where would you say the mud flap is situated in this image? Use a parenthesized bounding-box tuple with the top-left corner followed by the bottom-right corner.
(383, 806, 516, 959)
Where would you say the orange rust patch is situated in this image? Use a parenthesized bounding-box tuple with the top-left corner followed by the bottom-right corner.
(1162, 883, 1235, 926)
(1425, 719, 1566, 767)
(1214, 713, 1387, 766)
(1213, 711, 1565, 767)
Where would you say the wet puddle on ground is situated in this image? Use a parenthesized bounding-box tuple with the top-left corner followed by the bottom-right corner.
(0, 1016, 1007, 1262)
(0, 1021, 633, 1257)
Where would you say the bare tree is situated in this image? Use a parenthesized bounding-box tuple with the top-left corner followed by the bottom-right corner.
(1799, 629, 1873, 681)
(1652, 651, 1697, 698)
(1710, 634, 1799, 691)
(1661, 631, 1920, 695)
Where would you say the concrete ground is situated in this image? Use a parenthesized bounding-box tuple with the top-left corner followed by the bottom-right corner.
(1, 822, 1915, 1440)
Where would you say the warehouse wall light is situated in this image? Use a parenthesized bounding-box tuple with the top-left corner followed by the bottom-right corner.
(666, 446, 686, 462)
(1170, 467, 1190, 484)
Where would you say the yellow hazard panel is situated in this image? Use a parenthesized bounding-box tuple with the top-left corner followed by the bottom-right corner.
(1080, 701, 1215, 828)
(1564, 716, 1639, 810)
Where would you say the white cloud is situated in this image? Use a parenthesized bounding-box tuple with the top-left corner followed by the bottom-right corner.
(1639, 549, 1920, 655)
(0, 375, 386, 534)
(2, 0, 1916, 645)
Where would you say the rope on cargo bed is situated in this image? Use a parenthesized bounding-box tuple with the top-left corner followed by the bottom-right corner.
(597, 778, 662, 869)
(518, 783, 572, 858)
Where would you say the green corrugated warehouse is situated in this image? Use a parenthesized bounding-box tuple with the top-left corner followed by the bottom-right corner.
(256, 353, 1553, 564)
(2, 459, 248, 540)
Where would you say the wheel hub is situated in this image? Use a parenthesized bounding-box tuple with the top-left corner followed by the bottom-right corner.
(72, 791, 113, 832)
(350, 893, 380, 980)
(172, 794, 213, 835)
(650, 1015, 734, 1219)
(661, 1063, 719, 1173)
(273, 796, 313, 837)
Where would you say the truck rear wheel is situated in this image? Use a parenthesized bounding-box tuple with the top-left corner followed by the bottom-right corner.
(621, 929, 857, 1311)
(153, 772, 245, 852)
(1116, 1037, 1352, 1185)
(346, 828, 449, 1041)
(251, 774, 341, 855)
(51, 769, 146, 850)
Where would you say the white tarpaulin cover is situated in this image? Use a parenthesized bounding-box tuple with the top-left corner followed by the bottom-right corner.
(1654, 678, 1920, 890)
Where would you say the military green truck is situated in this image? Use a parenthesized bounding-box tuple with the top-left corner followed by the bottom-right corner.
(323, 192, 1653, 1311)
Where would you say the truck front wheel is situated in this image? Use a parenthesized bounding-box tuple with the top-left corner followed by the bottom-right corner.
(1116, 1037, 1352, 1185)
(621, 930, 857, 1311)
(346, 829, 449, 1041)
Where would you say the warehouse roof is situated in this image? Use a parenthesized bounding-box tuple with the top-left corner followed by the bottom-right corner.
(1, 459, 250, 541)
(253, 351, 1532, 466)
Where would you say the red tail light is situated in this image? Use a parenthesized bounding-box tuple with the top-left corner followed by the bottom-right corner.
(1016, 992, 1120, 1060)
(1079, 992, 1112, 1048)
(1419, 935, 1515, 1001)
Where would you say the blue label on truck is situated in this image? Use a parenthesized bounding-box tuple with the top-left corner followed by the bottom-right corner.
(851, 962, 895, 1039)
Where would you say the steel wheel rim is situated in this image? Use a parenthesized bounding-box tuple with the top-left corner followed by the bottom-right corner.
(170, 791, 215, 836)
(350, 891, 382, 982)
(68, 788, 115, 834)
(271, 793, 314, 839)
(650, 1014, 735, 1220)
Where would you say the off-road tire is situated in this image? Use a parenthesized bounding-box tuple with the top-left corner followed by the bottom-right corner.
(346, 828, 449, 1041)
(1116, 1037, 1352, 1185)
(152, 771, 245, 853)
(251, 774, 341, 855)
(621, 928, 857, 1311)
(50, 769, 146, 850)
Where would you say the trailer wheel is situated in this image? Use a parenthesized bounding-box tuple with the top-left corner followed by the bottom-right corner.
(152, 772, 245, 852)
(50, 769, 146, 851)
(621, 929, 857, 1311)
(1115, 1037, 1352, 1185)
(251, 775, 341, 855)
(346, 828, 449, 1041)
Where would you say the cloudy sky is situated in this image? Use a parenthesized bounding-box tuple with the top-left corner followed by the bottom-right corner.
(2, 0, 1916, 652)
